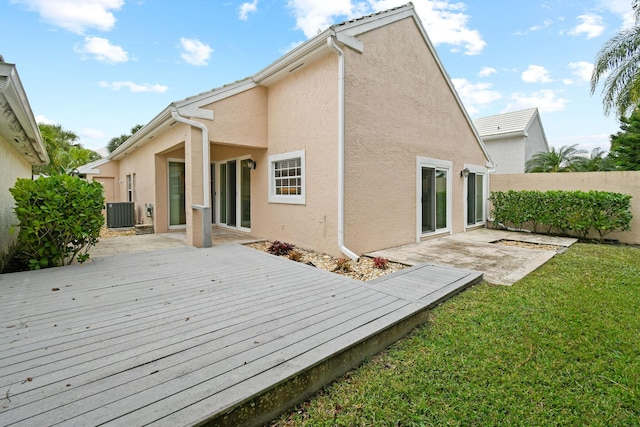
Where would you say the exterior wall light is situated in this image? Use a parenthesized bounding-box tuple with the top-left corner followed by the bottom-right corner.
(246, 159, 257, 170)
(461, 167, 470, 178)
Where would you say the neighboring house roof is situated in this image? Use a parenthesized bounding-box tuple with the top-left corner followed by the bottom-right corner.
(76, 157, 111, 175)
(0, 56, 48, 165)
(111, 3, 492, 167)
(473, 108, 548, 146)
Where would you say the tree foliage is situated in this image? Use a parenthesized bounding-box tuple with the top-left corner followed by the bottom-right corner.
(609, 108, 640, 170)
(34, 124, 101, 176)
(108, 124, 143, 153)
(573, 147, 617, 172)
(10, 175, 105, 270)
(591, 0, 640, 117)
(525, 144, 587, 172)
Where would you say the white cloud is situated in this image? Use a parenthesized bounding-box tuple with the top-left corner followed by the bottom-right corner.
(179, 37, 213, 66)
(80, 128, 107, 139)
(98, 81, 168, 93)
(599, 0, 636, 29)
(478, 66, 497, 77)
(522, 65, 553, 83)
(239, 0, 258, 21)
(286, 0, 486, 55)
(451, 78, 502, 115)
(35, 114, 55, 125)
(12, 0, 123, 34)
(529, 19, 553, 32)
(75, 36, 128, 63)
(569, 14, 605, 39)
(504, 89, 568, 113)
(568, 61, 593, 83)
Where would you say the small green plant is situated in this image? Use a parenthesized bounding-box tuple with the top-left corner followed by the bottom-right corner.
(10, 175, 105, 270)
(268, 241, 295, 256)
(288, 250, 303, 262)
(334, 258, 352, 273)
(373, 257, 389, 270)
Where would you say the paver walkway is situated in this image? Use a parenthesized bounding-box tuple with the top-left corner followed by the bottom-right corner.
(0, 244, 481, 426)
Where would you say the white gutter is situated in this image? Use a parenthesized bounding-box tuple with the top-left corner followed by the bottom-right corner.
(327, 36, 359, 260)
(170, 108, 212, 248)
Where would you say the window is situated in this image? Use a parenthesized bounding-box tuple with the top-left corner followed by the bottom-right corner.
(126, 173, 135, 202)
(466, 169, 485, 226)
(269, 150, 305, 204)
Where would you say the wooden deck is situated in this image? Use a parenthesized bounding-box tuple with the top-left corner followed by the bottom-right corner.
(0, 245, 481, 427)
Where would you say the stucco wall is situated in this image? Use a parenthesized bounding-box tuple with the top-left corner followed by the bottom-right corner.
(484, 137, 526, 174)
(343, 17, 489, 254)
(525, 115, 548, 164)
(205, 86, 268, 148)
(491, 172, 640, 244)
(0, 140, 32, 271)
(251, 52, 340, 255)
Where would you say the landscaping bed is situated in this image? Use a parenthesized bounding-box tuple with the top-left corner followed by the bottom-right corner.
(245, 241, 407, 282)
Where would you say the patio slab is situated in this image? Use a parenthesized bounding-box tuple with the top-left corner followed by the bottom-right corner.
(367, 229, 577, 286)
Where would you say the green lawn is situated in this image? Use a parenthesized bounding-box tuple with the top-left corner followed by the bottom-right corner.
(271, 243, 640, 426)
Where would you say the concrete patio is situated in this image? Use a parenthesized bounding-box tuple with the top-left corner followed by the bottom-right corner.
(367, 229, 577, 285)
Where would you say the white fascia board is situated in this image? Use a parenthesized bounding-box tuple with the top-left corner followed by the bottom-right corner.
(336, 7, 414, 38)
(173, 78, 257, 112)
(481, 131, 527, 141)
(110, 107, 173, 160)
(253, 30, 334, 84)
(0, 62, 48, 164)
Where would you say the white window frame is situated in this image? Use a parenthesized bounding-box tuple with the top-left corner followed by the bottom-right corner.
(416, 156, 453, 241)
(126, 173, 134, 202)
(463, 164, 488, 230)
(268, 150, 306, 205)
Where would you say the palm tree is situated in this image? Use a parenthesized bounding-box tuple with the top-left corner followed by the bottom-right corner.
(525, 144, 587, 173)
(573, 147, 616, 171)
(591, 0, 640, 117)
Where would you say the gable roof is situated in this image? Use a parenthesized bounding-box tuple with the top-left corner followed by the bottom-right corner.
(473, 108, 540, 139)
(111, 3, 492, 166)
(0, 57, 48, 165)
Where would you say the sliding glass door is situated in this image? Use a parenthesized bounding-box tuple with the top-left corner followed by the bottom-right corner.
(168, 161, 186, 227)
(421, 167, 448, 233)
(218, 158, 251, 230)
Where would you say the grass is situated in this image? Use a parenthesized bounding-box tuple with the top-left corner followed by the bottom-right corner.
(270, 243, 640, 426)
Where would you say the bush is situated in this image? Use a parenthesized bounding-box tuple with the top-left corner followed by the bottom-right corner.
(267, 241, 295, 256)
(10, 175, 105, 270)
(489, 190, 632, 240)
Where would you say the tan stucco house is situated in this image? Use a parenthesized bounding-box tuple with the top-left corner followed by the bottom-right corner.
(473, 108, 549, 174)
(88, 4, 493, 258)
(0, 57, 49, 272)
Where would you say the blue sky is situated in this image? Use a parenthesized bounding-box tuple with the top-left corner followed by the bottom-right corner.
(0, 0, 634, 155)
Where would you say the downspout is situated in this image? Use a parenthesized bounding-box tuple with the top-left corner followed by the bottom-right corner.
(170, 107, 212, 248)
(327, 36, 358, 260)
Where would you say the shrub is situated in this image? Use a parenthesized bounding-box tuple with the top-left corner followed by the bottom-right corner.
(373, 257, 389, 270)
(268, 241, 295, 256)
(288, 250, 303, 262)
(489, 190, 632, 240)
(334, 258, 352, 273)
(10, 175, 105, 270)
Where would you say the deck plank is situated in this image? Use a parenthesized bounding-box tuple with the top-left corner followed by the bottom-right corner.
(0, 244, 480, 426)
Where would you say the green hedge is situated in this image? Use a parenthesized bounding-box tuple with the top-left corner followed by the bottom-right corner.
(10, 175, 105, 270)
(489, 190, 632, 240)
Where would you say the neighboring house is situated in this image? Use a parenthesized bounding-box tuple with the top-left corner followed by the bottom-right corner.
(0, 57, 49, 272)
(473, 108, 549, 174)
(89, 4, 493, 258)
